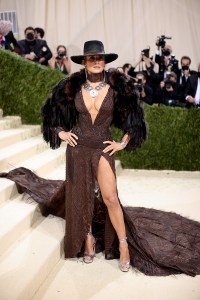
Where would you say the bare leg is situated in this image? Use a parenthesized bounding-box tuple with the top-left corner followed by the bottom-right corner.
(84, 226, 95, 254)
(96, 156, 130, 264)
(83, 226, 95, 263)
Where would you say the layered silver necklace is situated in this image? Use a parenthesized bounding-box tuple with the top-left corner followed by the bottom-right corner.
(83, 81, 107, 97)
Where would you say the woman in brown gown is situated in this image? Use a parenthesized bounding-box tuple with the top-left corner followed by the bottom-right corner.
(1, 40, 200, 276)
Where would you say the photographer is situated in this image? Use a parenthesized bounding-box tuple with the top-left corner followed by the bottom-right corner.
(141, 53, 162, 102)
(18, 26, 52, 66)
(184, 63, 200, 108)
(34, 27, 45, 40)
(155, 71, 185, 106)
(155, 35, 179, 77)
(0, 20, 21, 54)
(135, 72, 153, 106)
(122, 63, 132, 76)
(49, 45, 71, 75)
(175, 56, 197, 91)
(128, 47, 151, 79)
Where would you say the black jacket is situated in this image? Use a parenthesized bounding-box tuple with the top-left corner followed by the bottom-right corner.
(41, 69, 147, 150)
(18, 39, 52, 65)
(155, 82, 185, 106)
(3, 31, 21, 54)
(140, 84, 153, 105)
(184, 74, 199, 97)
(176, 69, 197, 86)
(184, 74, 200, 107)
(155, 53, 179, 75)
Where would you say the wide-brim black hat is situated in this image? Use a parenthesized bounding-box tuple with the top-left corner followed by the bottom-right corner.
(70, 40, 118, 64)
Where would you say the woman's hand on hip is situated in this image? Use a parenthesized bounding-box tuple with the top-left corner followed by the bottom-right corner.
(58, 131, 78, 147)
(103, 140, 124, 156)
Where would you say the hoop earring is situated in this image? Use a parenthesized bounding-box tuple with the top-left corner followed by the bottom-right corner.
(103, 70, 106, 82)
(85, 68, 88, 81)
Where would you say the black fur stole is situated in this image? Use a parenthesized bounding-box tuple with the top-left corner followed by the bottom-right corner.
(41, 69, 147, 150)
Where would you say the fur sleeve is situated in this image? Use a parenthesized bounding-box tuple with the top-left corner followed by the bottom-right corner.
(41, 77, 79, 149)
(108, 71, 147, 151)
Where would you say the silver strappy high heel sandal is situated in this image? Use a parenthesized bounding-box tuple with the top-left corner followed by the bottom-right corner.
(83, 231, 96, 264)
(119, 237, 130, 272)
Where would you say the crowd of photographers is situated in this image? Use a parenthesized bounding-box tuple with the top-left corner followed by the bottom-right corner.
(120, 35, 200, 108)
(0, 21, 71, 75)
(0, 20, 199, 108)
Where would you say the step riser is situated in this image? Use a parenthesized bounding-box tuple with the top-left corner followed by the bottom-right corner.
(0, 153, 65, 253)
(0, 141, 48, 170)
(0, 218, 64, 300)
(0, 116, 22, 130)
(0, 203, 39, 255)
(0, 113, 66, 300)
(20, 242, 63, 300)
(0, 126, 41, 148)
(0, 154, 65, 206)
(32, 155, 65, 177)
(0, 181, 18, 206)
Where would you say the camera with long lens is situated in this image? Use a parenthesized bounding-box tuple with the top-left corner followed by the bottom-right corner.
(56, 51, 66, 59)
(156, 35, 172, 48)
(168, 54, 178, 71)
(136, 75, 143, 92)
(169, 54, 176, 65)
(168, 99, 177, 106)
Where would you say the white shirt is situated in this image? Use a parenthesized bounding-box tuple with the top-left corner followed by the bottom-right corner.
(194, 78, 200, 105)
(180, 72, 189, 84)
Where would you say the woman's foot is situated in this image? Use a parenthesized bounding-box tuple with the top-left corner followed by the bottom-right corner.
(119, 237, 130, 272)
(83, 232, 96, 264)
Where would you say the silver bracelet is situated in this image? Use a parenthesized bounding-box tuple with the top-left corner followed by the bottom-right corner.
(119, 140, 127, 148)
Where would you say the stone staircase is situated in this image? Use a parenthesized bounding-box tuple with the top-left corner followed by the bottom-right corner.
(0, 111, 67, 300)
(0, 110, 200, 300)
(0, 110, 122, 300)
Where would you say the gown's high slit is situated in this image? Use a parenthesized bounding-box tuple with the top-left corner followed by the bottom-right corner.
(1, 88, 200, 277)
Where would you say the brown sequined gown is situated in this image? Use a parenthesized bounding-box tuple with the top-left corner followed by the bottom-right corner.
(1, 88, 200, 277)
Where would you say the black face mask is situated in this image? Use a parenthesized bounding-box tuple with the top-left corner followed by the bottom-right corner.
(162, 50, 171, 56)
(182, 65, 189, 71)
(26, 32, 35, 41)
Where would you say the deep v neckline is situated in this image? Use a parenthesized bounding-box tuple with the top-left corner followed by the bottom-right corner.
(81, 87, 110, 126)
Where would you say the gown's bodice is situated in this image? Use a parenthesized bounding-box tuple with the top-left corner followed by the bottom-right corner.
(72, 88, 114, 149)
